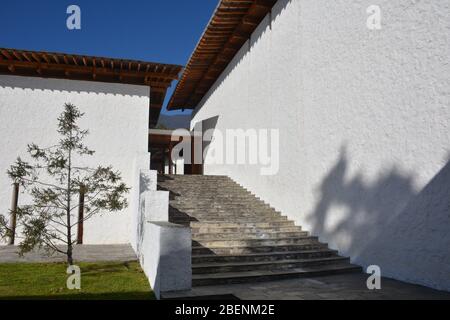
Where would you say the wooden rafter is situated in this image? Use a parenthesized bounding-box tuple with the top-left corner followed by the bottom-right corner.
(0, 47, 183, 119)
(1, 49, 12, 60)
(11, 51, 22, 61)
(168, 0, 277, 110)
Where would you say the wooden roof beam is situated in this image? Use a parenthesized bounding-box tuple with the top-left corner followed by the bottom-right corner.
(22, 52, 32, 62)
(221, 2, 252, 9)
(1, 49, 12, 60)
(92, 59, 97, 79)
(242, 16, 260, 26)
(0, 60, 179, 80)
(0, 47, 182, 106)
(168, 0, 278, 110)
(254, 0, 278, 9)
(51, 54, 60, 64)
(30, 52, 41, 63)
(11, 51, 23, 61)
(42, 54, 51, 64)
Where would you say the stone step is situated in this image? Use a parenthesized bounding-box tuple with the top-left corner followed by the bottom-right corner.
(192, 236, 319, 248)
(162, 189, 249, 194)
(167, 193, 258, 198)
(191, 225, 302, 234)
(171, 199, 263, 203)
(172, 209, 276, 214)
(160, 187, 252, 192)
(170, 214, 281, 221)
(170, 210, 280, 217)
(159, 184, 249, 189)
(171, 217, 289, 224)
(191, 243, 328, 255)
(192, 263, 362, 286)
(192, 256, 350, 274)
(189, 221, 296, 228)
(160, 174, 229, 178)
(191, 249, 338, 264)
(165, 189, 253, 194)
(160, 182, 245, 186)
(192, 231, 309, 240)
(169, 212, 284, 220)
(159, 174, 361, 287)
(160, 184, 249, 188)
(160, 181, 231, 184)
(170, 207, 277, 213)
(170, 202, 272, 208)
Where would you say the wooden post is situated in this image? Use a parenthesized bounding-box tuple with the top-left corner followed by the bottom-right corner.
(161, 147, 165, 174)
(190, 137, 195, 175)
(169, 143, 173, 174)
(8, 183, 19, 245)
(77, 187, 85, 245)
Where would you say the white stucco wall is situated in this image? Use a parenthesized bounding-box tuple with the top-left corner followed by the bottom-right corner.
(138, 222, 191, 299)
(191, 0, 450, 290)
(0, 75, 150, 245)
(132, 169, 191, 299)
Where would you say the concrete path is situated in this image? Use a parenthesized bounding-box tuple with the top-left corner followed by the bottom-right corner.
(0, 244, 137, 263)
(162, 273, 450, 300)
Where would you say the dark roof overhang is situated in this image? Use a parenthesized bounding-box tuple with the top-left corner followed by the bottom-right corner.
(0, 47, 183, 126)
(167, 0, 278, 110)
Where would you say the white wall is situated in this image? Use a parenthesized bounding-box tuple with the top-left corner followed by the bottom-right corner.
(133, 169, 191, 299)
(191, 0, 450, 291)
(0, 75, 150, 245)
(138, 222, 191, 299)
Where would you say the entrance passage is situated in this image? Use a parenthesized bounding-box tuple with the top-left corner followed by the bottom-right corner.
(149, 129, 203, 175)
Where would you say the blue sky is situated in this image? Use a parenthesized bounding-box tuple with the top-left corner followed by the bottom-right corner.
(0, 0, 218, 115)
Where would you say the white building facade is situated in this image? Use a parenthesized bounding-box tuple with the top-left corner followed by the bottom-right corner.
(171, 0, 450, 291)
(0, 75, 149, 244)
(0, 50, 182, 245)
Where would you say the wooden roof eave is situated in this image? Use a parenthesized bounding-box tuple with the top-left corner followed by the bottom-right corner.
(0, 47, 183, 112)
(167, 0, 278, 110)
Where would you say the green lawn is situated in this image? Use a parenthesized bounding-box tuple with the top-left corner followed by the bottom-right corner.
(0, 261, 155, 300)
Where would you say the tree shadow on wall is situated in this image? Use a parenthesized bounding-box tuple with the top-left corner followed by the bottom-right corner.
(305, 145, 450, 289)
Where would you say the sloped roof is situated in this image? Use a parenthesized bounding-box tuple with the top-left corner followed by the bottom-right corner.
(0, 47, 183, 125)
(167, 0, 278, 110)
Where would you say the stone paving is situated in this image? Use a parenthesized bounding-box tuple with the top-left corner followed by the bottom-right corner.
(162, 273, 450, 300)
(2, 244, 449, 300)
(0, 244, 137, 263)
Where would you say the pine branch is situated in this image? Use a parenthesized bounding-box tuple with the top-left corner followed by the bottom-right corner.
(20, 178, 65, 191)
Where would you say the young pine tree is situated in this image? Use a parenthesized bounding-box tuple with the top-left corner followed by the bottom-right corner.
(0, 103, 129, 265)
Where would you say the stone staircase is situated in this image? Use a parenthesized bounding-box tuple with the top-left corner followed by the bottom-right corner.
(158, 174, 361, 286)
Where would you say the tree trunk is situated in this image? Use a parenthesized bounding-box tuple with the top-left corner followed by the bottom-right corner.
(67, 243, 73, 265)
(77, 188, 85, 244)
(66, 132, 73, 265)
(8, 183, 19, 245)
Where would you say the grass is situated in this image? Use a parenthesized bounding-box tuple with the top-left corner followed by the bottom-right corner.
(0, 261, 155, 300)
